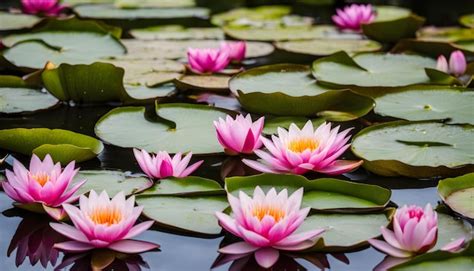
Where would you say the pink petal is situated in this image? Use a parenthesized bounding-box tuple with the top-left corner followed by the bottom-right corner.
(368, 239, 412, 258)
(219, 242, 259, 255)
(274, 228, 325, 247)
(315, 160, 363, 175)
(49, 223, 89, 242)
(441, 238, 465, 252)
(123, 221, 154, 239)
(254, 248, 279, 268)
(215, 212, 241, 237)
(108, 239, 159, 253)
(54, 241, 94, 252)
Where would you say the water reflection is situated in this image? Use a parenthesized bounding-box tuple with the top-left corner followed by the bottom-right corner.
(56, 250, 150, 271)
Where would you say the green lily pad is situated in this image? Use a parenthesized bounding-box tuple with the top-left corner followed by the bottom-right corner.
(174, 75, 230, 92)
(130, 25, 224, 40)
(275, 39, 382, 56)
(0, 75, 58, 114)
(73, 170, 153, 196)
(136, 195, 228, 235)
(433, 212, 472, 250)
(222, 25, 362, 41)
(438, 173, 474, 219)
(299, 209, 394, 252)
(229, 64, 374, 120)
(0, 128, 103, 163)
(391, 241, 474, 271)
(225, 173, 391, 212)
(374, 87, 474, 125)
(391, 39, 474, 58)
(351, 121, 474, 178)
(211, 6, 292, 26)
(459, 14, 474, 28)
(263, 117, 325, 135)
(95, 103, 233, 154)
(0, 12, 41, 31)
(312, 51, 436, 92)
(121, 39, 274, 60)
(417, 27, 474, 42)
(2, 18, 125, 70)
(139, 176, 224, 196)
(362, 6, 425, 43)
(114, 0, 195, 8)
(125, 83, 176, 100)
(63, 0, 112, 5)
(74, 4, 209, 20)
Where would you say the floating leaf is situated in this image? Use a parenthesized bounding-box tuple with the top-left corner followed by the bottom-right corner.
(459, 14, 474, 28)
(225, 173, 391, 212)
(0, 11, 40, 31)
(391, 39, 474, 57)
(438, 173, 474, 219)
(74, 4, 209, 20)
(136, 195, 228, 235)
(275, 39, 382, 56)
(74, 170, 153, 196)
(0, 75, 58, 114)
(263, 116, 325, 135)
(114, 0, 195, 8)
(95, 103, 233, 154)
(374, 86, 474, 125)
(351, 121, 474, 178)
(0, 128, 103, 163)
(130, 25, 224, 40)
(312, 51, 437, 93)
(174, 75, 230, 92)
(139, 176, 223, 196)
(362, 6, 425, 42)
(211, 6, 293, 26)
(417, 27, 474, 42)
(121, 39, 274, 60)
(229, 64, 374, 120)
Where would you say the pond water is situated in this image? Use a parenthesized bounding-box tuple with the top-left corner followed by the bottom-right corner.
(0, 0, 473, 270)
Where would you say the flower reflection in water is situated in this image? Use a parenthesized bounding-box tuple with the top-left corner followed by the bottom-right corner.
(55, 250, 150, 271)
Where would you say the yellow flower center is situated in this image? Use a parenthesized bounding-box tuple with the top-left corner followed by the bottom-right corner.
(89, 207, 123, 226)
(31, 172, 50, 187)
(252, 205, 286, 222)
(287, 138, 319, 153)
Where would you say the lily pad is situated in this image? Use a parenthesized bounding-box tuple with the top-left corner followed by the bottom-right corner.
(391, 39, 474, 57)
(0, 128, 103, 163)
(74, 4, 209, 20)
(73, 170, 153, 196)
(275, 39, 382, 56)
(374, 87, 474, 125)
(2, 18, 125, 70)
(136, 195, 228, 235)
(433, 213, 472, 250)
(139, 176, 224, 196)
(121, 40, 274, 60)
(229, 64, 374, 120)
(0, 75, 58, 114)
(351, 121, 474, 178)
(362, 6, 425, 42)
(225, 173, 391, 212)
(211, 6, 292, 26)
(312, 51, 436, 92)
(114, 0, 195, 8)
(417, 27, 474, 42)
(0, 12, 41, 31)
(438, 173, 474, 219)
(298, 209, 394, 251)
(130, 25, 224, 40)
(174, 75, 230, 92)
(459, 14, 474, 28)
(263, 117, 325, 135)
(95, 103, 233, 154)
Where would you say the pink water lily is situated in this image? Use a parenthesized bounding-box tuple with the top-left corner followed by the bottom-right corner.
(242, 121, 363, 175)
(332, 4, 376, 31)
(368, 204, 466, 258)
(21, 0, 66, 16)
(187, 48, 230, 74)
(133, 149, 203, 180)
(220, 41, 246, 62)
(1, 154, 85, 220)
(215, 187, 325, 269)
(50, 190, 158, 253)
(436, 50, 467, 77)
(214, 114, 264, 155)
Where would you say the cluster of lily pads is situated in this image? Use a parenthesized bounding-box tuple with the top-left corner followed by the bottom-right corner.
(0, 0, 473, 270)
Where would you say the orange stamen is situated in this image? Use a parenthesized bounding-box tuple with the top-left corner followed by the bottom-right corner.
(287, 138, 319, 153)
(30, 172, 50, 187)
(252, 205, 286, 222)
(89, 207, 123, 226)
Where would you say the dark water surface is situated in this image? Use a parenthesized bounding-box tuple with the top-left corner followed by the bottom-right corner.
(1, 0, 474, 270)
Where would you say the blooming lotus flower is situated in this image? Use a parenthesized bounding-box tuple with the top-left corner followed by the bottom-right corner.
(187, 48, 230, 74)
(332, 4, 376, 31)
(50, 190, 159, 253)
(133, 149, 203, 180)
(214, 114, 264, 155)
(215, 187, 325, 268)
(242, 121, 363, 175)
(220, 41, 246, 62)
(368, 204, 465, 258)
(21, 0, 66, 16)
(1, 154, 85, 220)
(437, 50, 467, 77)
